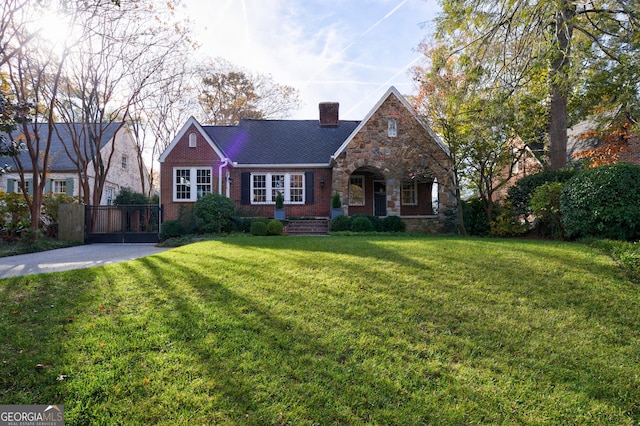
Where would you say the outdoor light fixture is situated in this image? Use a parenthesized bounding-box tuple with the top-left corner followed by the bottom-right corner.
(320, 178, 325, 188)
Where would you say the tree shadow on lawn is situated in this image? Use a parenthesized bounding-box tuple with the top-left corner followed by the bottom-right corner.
(107, 253, 454, 424)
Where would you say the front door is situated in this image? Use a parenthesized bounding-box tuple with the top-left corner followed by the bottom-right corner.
(374, 181, 386, 216)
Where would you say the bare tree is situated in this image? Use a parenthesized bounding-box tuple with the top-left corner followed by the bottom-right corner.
(54, 0, 192, 205)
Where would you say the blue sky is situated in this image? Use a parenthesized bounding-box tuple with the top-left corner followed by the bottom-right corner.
(182, 0, 441, 120)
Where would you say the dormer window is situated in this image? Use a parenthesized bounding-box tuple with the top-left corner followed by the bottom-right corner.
(388, 119, 397, 138)
(189, 132, 197, 147)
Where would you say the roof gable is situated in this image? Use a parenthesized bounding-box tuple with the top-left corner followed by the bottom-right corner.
(8, 122, 123, 172)
(332, 86, 450, 159)
(158, 116, 226, 163)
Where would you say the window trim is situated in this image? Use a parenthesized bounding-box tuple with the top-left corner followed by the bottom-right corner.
(250, 172, 305, 205)
(173, 167, 213, 202)
(388, 119, 397, 138)
(51, 179, 67, 195)
(349, 175, 365, 206)
(401, 180, 418, 206)
(189, 132, 197, 148)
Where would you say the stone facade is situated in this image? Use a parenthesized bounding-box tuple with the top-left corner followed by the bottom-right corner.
(331, 93, 456, 230)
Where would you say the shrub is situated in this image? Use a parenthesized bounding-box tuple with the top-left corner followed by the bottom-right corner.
(159, 220, 186, 241)
(275, 191, 284, 209)
(330, 215, 351, 231)
(560, 163, 640, 240)
(266, 220, 283, 236)
(331, 192, 342, 209)
(114, 187, 151, 205)
(232, 216, 253, 233)
(462, 198, 492, 236)
(193, 193, 236, 234)
(490, 201, 529, 237)
(507, 169, 578, 217)
(351, 215, 375, 232)
(382, 215, 406, 232)
(530, 182, 564, 239)
(251, 220, 267, 236)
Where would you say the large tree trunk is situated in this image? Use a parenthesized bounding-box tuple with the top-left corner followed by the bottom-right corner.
(548, 2, 575, 171)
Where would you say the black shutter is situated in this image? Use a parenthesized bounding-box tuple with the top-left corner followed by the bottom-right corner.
(241, 172, 250, 205)
(305, 172, 314, 204)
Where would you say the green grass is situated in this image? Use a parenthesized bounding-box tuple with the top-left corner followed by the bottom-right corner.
(1, 236, 639, 425)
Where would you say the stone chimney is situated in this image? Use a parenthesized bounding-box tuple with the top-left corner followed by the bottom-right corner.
(319, 102, 339, 127)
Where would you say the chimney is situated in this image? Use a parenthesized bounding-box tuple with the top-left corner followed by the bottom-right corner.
(319, 102, 339, 127)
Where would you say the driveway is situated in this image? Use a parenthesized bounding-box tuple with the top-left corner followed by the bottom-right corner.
(0, 243, 170, 279)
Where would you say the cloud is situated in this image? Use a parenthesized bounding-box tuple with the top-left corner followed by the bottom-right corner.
(183, 0, 439, 119)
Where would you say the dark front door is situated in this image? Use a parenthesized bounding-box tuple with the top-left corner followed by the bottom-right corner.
(374, 181, 386, 216)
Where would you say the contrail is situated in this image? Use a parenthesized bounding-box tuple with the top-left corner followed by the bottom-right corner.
(302, 0, 409, 88)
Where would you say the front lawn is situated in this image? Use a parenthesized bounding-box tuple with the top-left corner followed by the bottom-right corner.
(1, 236, 639, 424)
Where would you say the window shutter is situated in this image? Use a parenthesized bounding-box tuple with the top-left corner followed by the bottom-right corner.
(45, 179, 51, 193)
(305, 172, 314, 204)
(66, 178, 74, 196)
(241, 172, 250, 205)
(7, 179, 14, 193)
(27, 179, 33, 195)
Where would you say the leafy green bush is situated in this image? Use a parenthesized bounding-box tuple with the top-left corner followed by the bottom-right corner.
(491, 201, 529, 237)
(330, 215, 351, 231)
(251, 220, 267, 236)
(266, 220, 283, 236)
(507, 169, 578, 217)
(530, 182, 564, 239)
(232, 216, 253, 233)
(331, 192, 342, 209)
(462, 198, 492, 236)
(114, 187, 151, 205)
(351, 215, 375, 232)
(382, 215, 406, 232)
(159, 220, 186, 241)
(194, 193, 236, 234)
(585, 239, 640, 283)
(560, 163, 640, 240)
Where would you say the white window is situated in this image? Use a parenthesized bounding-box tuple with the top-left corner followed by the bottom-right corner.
(52, 179, 67, 194)
(122, 155, 128, 169)
(106, 188, 114, 205)
(173, 167, 212, 201)
(251, 173, 305, 204)
(388, 119, 397, 138)
(349, 175, 364, 206)
(432, 178, 439, 214)
(401, 180, 417, 205)
(189, 132, 197, 148)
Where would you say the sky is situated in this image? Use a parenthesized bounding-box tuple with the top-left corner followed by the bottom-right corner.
(179, 0, 441, 120)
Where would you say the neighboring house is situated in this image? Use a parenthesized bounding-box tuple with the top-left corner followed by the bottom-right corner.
(0, 123, 148, 205)
(494, 117, 640, 201)
(159, 86, 456, 232)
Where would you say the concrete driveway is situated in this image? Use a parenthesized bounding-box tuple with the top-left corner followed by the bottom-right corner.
(0, 243, 170, 279)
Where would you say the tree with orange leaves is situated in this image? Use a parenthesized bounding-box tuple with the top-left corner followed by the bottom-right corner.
(573, 121, 632, 168)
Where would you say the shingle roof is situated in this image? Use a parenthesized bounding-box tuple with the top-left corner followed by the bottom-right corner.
(202, 119, 361, 165)
(5, 122, 122, 171)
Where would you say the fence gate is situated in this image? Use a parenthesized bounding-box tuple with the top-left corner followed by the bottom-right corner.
(85, 205, 162, 243)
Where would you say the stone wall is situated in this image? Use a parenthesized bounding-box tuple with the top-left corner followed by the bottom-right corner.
(331, 91, 456, 231)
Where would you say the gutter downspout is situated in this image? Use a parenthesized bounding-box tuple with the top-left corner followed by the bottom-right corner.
(218, 158, 229, 195)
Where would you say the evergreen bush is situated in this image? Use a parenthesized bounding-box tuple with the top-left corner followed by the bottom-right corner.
(330, 215, 351, 231)
(382, 215, 406, 232)
(266, 220, 284, 236)
(560, 163, 640, 240)
(159, 220, 186, 241)
(251, 220, 268, 236)
(193, 193, 236, 234)
(351, 215, 375, 232)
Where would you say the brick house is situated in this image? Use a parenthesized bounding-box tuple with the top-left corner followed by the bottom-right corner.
(159, 86, 456, 232)
(0, 123, 149, 205)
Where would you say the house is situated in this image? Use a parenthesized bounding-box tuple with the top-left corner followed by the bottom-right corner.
(159, 86, 456, 232)
(0, 122, 148, 205)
